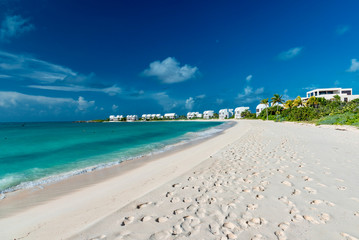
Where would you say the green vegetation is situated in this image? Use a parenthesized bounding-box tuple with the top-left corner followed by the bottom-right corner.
(242, 94, 359, 127)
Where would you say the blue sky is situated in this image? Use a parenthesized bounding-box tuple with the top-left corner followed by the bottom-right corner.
(1, 0, 359, 121)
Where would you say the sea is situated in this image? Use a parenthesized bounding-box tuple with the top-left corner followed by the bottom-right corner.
(0, 121, 229, 194)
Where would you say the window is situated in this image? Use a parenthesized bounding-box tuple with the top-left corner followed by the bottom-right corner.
(342, 90, 352, 95)
(344, 98, 348, 102)
(256, 109, 259, 112)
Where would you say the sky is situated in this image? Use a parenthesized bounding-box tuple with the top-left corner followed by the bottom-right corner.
(1, 0, 359, 122)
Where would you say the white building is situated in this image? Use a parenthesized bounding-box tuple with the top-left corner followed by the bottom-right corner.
(219, 109, 233, 120)
(234, 107, 250, 119)
(109, 115, 124, 121)
(126, 115, 138, 122)
(203, 110, 214, 119)
(256, 104, 267, 117)
(156, 114, 162, 119)
(187, 112, 201, 119)
(164, 113, 177, 119)
(304, 88, 359, 102)
(271, 102, 284, 107)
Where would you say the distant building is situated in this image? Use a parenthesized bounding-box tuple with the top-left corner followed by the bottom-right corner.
(164, 113, 177, 119)
(219, 109, 233, 120)
(256, 104, 267, 117)
(126, 115, 138, 122)
(203, 110, 214, 119)
(187, 112, 201, 119)
(234, 107, 249, 119)
(304, 88, 359, 102)
(271, 102, 284, 107)
(109, 115, 124, 121)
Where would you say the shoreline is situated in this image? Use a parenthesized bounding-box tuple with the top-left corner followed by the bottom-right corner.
(0, 120, 231, 217)
(0, 120, 244, 239)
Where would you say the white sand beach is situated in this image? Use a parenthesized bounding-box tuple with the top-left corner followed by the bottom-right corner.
(1, 120, 359, 240)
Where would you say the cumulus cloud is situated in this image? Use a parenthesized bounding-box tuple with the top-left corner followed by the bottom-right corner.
(112, 104, 119, 112)
(185, 97, 195, 110)
(0, 91, 94, 112)
(237, 86, 265, 104)
(347, 59, 359, 72)
(151, 92, 178, 111)
(336, 25, 350, 35)
(246, 75, 252, 82)
(143, 57, 199, 84)
(278, 47, 303, 60)
(0, 15, 34, 42)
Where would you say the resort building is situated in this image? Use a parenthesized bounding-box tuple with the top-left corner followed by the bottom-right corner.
(271, 102, 284, 108)
(203, 110, 214, 119)
(109, 115, 124, 121)
(141, 114, 163, 120)
(164, 113, 177, 119)
(234, 107, 250, 119)
(303, 88, 359, 102)
(256, 104, 267, 117)
(219, 109, 234, 120)
(187, 112, 202, 119)
(126, 115, 138, 122)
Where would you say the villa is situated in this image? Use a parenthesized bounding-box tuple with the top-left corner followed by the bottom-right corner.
(109, 115, 124, 121)
(126, 115, 138, 122)
(234, 107, 250, 119)
(187, 112, 202, 119)
(219, 109, 233, 120)
(303, 88, 359, 102)
(203, 110, 214, 119)
(256, 104, 267, 117)
(164, 113, 177, 119)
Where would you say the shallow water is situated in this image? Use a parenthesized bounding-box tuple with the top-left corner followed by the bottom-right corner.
(0, 121, 225, 192)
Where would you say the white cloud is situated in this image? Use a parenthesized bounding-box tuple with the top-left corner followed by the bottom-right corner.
(27, 84, 122, 95)
(143, 57, 199, 84)
(185, 97, 195, 110)
(112, 104, 119, 112)
(347, 59, 359, 72)
(0, 91, 95, 112)
(246, 75, 252, 82)
(216, 98, 224, 105)
(196, 94, 206, 99)
(237, 86, 265, 104)
(255, 87, 264, 94)
(278, 47, 303, 60)
(76, 96, 94, 111)
(0, 15, 34, 42)
(151, 92, 178, 111)
(0, 50, 77, 83)
(336, 25, 350, 35)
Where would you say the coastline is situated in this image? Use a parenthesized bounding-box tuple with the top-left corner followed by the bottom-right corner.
(0, 120, 242, 239)
(1, 119, 358, 240)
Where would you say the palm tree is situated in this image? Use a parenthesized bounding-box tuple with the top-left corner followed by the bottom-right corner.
(284, 100, 294, 110)
(293, 96, 303, 107)
(260, 98, 269, 120)
(271, 94, 284, 113)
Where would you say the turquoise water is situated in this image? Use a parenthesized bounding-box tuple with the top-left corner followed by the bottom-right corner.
(0, 121, 226, 193)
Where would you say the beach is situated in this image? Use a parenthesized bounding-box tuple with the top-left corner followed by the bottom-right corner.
(1, 120, 359, 240)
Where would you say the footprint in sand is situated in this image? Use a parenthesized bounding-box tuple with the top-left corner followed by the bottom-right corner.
(274, 230, 287, 240)
(340, 232, 359, 240)
(122, 216, 135, 226)
(337, 186, 347, 191)
(310, 199, 323, 205)
(319, 213, 330, 223)
(304, 187, 317, 194)
(282, 181, 292, 187)
(278, 222, 290, 231)
(303, 215, 319, 224)
(251, 234, 263, 240)
(292, 189, 301, 195)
